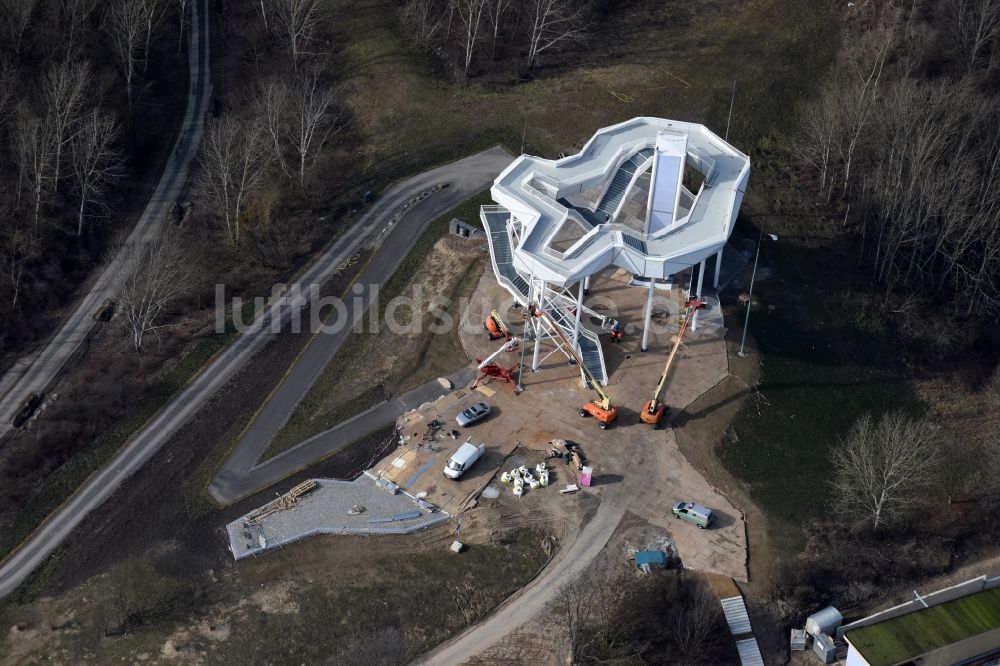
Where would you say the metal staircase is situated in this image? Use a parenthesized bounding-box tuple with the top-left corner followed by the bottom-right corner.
(482, 207, 529, 302)
(595, 147, 654, 219)
(481, 206, 608, 385)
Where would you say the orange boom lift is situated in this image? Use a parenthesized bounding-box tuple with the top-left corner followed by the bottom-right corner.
(484, 309, 510, 340)
(528, 304, 618, 429)
(640, 298, 703, 429)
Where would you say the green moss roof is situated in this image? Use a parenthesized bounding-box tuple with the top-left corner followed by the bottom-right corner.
(845, 587, 1000, 666)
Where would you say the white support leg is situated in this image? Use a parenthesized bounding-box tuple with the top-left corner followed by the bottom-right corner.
(532, 280, 546, 371)
(713, 248, 723, 289)
(693, 258, 706, 332)
(641, 278, 655, 352)
(583, 276, 590, 295)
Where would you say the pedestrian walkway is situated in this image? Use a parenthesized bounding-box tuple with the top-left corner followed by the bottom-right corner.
(226, 475, 450, 560)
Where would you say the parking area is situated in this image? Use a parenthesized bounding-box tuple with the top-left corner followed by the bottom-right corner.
(371, 390, 520, 514)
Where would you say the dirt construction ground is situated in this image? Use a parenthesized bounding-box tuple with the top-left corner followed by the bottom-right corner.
(352, 266, 748, 663)
(445, 268, 747, 579)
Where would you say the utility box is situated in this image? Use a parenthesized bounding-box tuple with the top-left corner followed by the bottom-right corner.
(790, 628, 808, 651)
(812, 633, 836, 664)
(580, 466, 593, 487)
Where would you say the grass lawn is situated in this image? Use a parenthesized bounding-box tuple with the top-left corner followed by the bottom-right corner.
(326, 0, 838, 177)
(716, 220, 924, 554)
(0, 529, 550, 664)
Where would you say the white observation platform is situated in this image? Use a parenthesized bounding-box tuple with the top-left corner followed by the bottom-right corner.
(480, 117, 750, 387)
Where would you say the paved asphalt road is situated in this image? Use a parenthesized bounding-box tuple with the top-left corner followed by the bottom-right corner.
(0, 147, 511, 599)
(213, 366, 476, 504)
(0, 0, 214, 440)
(208, 151, 511, 504)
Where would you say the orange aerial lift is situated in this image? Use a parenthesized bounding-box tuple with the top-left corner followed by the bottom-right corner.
(640, 298, 703, 429)
(528, 304, 618, 429)
(484, 309, 510, 340)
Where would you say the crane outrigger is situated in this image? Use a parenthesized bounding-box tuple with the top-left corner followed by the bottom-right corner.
(640, 298, 703, 429)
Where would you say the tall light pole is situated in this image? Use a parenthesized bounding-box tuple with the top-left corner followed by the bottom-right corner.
(737, 229, 777, 358)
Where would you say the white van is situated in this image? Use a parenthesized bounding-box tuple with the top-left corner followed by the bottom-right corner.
(444, 441, 486, 479)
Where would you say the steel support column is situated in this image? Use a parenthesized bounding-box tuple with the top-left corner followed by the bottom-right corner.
(641, 279, 655, 352)
(692, 258, 706, 332)
(532, 280, 546, 371)
(713, 247, 723, 289)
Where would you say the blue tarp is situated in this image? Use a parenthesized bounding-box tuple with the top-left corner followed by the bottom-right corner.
(634, 550, 668, 568)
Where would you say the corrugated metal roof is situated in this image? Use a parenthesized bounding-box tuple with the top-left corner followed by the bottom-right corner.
(735, 638, 764, 666)
(721, 596, 752, 636)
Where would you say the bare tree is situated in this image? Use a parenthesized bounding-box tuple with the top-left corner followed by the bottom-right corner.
(402, 0, 445, 47)
(57, 0, 98, 59)
(797, 80, 842, 201)
(953, 0, 1000, 71)
(0, 211, 38, 308)
(665, 576, 722, 658)
(523, 0, 587, 70)
(41, 60, 91, 183)
(139, 0, 168, 76)
(0, 58, 17, 132)
(256, 0, 269, 30)
(1, 0, 37, 58)
(831, 411, 940, 531)
(837, 14, 894, 198)
(456, 0, 487, 76)
(288, 67, 341, 186)
(111, 232, 190, 353)
(268, 0, 324, 69)
(70, 109, 125, 235)
(104, 0, 146, 110)
(10, 107, 56, 226)
(196, 114, 272, 245)
(485, 0, 514, 58)
(256, 78, 292, 178)
(175, 0, 188, 52)
(546, 563, 641, 662)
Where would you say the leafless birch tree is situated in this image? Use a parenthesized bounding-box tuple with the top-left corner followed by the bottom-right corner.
(41, 60, 91, 183)
(256, 78, 292, 178)
(104, 0, 146, 111)
(57, 0, 98, 59)
(256, 0, 269, 30)
(797, 81, 842, 200)
(196, 114, 272, 245)
(0, 58, 17, 132)
(111, 231, 190, 353)
(953, 0, 1000, 71)
(175, 0, 188, 52)
(402, 0, 445, 47)
(837, 19, 894, 199)
(457, 0, 486, 76)
(0, 211, 38, 308)
(485, 0, 514, 58)
(523, 0, 587, 69)
(139, 0, 168, 76)
(70, 109, 125, 235)
(288, 67, 341, 186)
(268, 0, 324, 69)
(831, 411, 939, 532)
(11, 107, 56, 226)
(1, 0, 37, 58)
